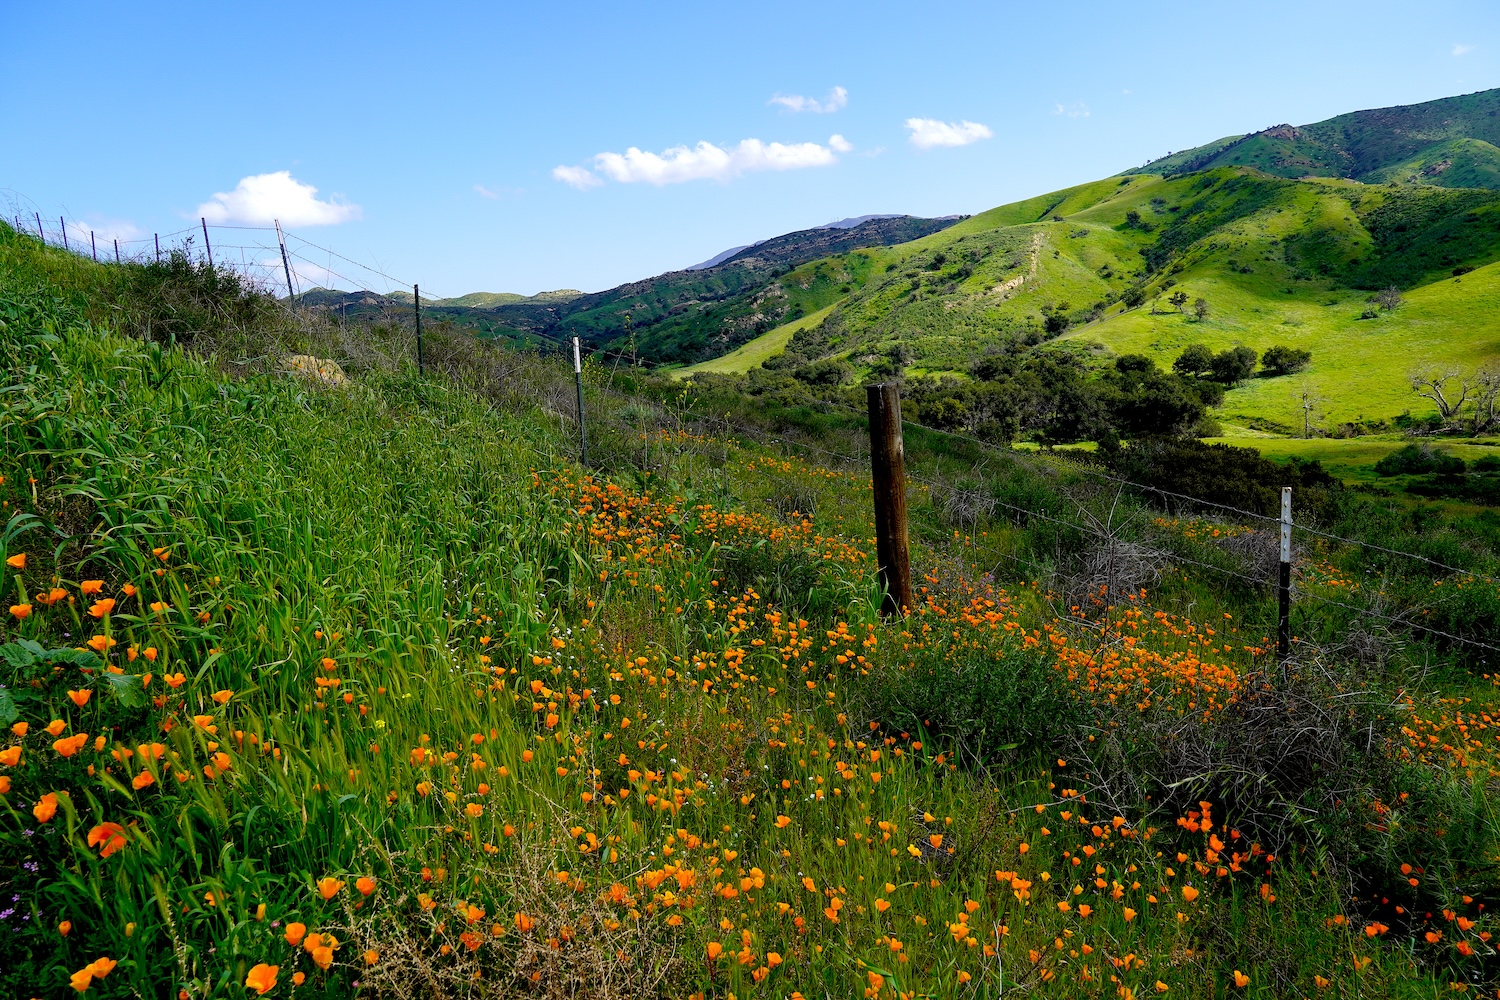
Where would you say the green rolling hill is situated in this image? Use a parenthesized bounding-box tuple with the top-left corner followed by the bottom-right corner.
(298, 215, 962, 362)
(677, 89, 1500, 470)
(1125, 88, 1500, 187)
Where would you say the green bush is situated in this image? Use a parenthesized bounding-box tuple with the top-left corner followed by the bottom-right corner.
(1374, 442, 1466, 477)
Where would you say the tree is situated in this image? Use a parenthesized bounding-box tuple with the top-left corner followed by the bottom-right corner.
(1469, 366, 1500, 436)
(1173, 343, 1215, 377)
(1260, 345, 1312, 376)
(1120, 285, 1146, 309)
(1168, 291, 1190, 313)
(1209, 346, 1258, 384)
(1191, 297, 1210, 321)
(1407, 368, 1473, 423)
(1296, 380, 1327, 439)
(1376, 286, 1404, 311)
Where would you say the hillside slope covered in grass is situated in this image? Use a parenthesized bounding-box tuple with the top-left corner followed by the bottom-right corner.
(3, 226, 1500, 998)
(1124, 88, 1500, 188)
(296, 216, 961, 366)
(700, 167, 1500, 439)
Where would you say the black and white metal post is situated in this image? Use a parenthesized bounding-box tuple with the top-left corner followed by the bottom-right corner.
(201, 217, 212, 266)
(155, 233, 160, 262)
(413, 284, 425, 375)
(60, 217, 68, 252)
(1277, 486, 1292, 668)
(572, 336, 589, 466)
(113, 239, 119, 263)
(90, 231, 96, 261)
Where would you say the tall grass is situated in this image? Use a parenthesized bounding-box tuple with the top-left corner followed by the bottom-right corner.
(1, 225, 1497, 998)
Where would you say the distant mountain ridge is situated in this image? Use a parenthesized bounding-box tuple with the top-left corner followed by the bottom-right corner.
(684, 214, 955, 270)
(1126, 88, 1500, 188)
(300, 213, 966, 363)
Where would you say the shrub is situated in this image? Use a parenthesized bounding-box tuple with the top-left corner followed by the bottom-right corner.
(1260, 345, 1313, 376)
(1208, 346, 1258, 383)
(1373, 443, 1465, 477)
(1172, 343, 1214, 377)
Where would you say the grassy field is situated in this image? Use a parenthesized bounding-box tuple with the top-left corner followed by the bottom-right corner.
(1208, 433, 1500, 481)
(3, 226, 1500, 999)
(676, 304, 840, 377)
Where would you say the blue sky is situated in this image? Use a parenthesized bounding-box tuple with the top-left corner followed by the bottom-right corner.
(3, 1, 1497, 296)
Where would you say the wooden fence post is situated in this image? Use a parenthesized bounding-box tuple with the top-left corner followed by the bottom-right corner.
(1278, 487, 1292, 669)
(867, 383, 913, 616)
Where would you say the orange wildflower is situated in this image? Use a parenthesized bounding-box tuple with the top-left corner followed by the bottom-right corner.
(87, 823, 129, 858)
(244, 964, 278, 995)
(54, 733, 89, 757)
(33, 792, 59, 823)
(8, 604, 29, 619)
(285, 922, 307, 946)
(317, 877, 345, 900)
(356, 876, 376, 897)
(80, 580, 104, 595)
(5, 553, 24, 568)
(88, 598, 115, 618)
(67, 689, 91, 707)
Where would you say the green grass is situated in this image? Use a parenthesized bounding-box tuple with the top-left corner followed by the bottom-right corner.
(674, 303, 839, 377)
(3, 225, 1500, 999)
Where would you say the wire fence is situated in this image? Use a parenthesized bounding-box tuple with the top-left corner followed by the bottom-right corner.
(8, 197, 1499, 658)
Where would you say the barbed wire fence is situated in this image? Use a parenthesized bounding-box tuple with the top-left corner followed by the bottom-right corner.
(6, 198, 1498, 663)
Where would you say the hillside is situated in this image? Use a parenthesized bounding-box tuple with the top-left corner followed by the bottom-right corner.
(295, 215, 962, 363)
(6, 223, 1500, 997)
(1125, 87, 1500, 188)
(693, 167, 1500, 438)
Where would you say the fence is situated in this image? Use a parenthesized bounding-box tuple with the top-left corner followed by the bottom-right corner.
(7, 201, 1499, 661)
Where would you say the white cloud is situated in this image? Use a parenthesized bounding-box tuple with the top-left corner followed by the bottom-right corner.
(828, 133, 854, 153)
(551, 165, 603, 190)
(1053, 102, 1091, 119)
(1453, 43, 1476, 56)
(474, 184, 500, 200)
(197, 171, 361, 226)
(769, 86, 848, 113)
(64, 217, 142, 246)
(904, 118, 993, 150)
(556, 138, 838, 188)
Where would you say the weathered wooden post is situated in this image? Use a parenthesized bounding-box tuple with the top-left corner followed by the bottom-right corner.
(867, 382, 913, 616)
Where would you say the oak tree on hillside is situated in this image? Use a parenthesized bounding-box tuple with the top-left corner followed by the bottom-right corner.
(1261, 345, 1313, 376)
(1173, 343, 1215, 377)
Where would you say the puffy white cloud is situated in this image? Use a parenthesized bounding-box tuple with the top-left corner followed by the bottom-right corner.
(556, 137, 839, 188)
(551, 165, 603, 190)
(769, 86, 848, 113)
(828, 133, 854, 153)
(474, 184, 500, 200)
(1453, 43, 1476, 56)
(197, 171, 360, 226)
(904, 118, 993, 149)
(1053, 102, 1090, 119)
